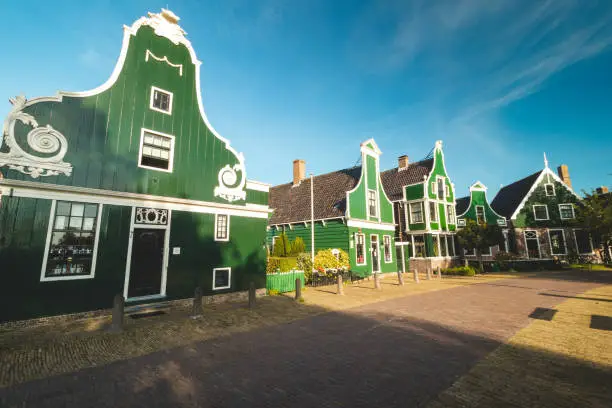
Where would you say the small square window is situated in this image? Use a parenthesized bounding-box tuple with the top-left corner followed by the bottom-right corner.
(213, 268, 231, 290)
(533, 205, 549, 220)
(559, 204, 575, 220)
(544, 183, 555, 196)
(139, 129, 174, 172)
(150, 86, 173, 114)
(215, 214, 230, 241)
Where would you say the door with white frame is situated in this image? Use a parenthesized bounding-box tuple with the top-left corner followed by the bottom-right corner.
(370, 234, 381, 275)
(524, 230, 541, 259)
(124, 207, 170, 301)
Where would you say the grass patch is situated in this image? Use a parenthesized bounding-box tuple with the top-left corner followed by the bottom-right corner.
(569, 264, 612, 271)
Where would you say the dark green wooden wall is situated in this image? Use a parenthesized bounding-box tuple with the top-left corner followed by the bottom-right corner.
(267, 220, 349, 253)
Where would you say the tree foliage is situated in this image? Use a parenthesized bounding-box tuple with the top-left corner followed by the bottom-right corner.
(272, 232, 291, 257)
(456, 219, 504, 269)
(575, 191, 612, 262)
(314, 249, 350, 275)
(289, 237, 305, 255)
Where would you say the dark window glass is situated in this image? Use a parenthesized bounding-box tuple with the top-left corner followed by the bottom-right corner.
(216, 214, 228, 240)
(152, 89, 171, 112)
(533, 205, 548, 220)
(550, 230, 566, 255)
(574, 230, 592, 254)
(545, 184, 555, 196)
(476, 206, 486, 224)
(559, 204, 574, 219)
(413, 235, 426, 257)
(356, 234, 365, 264)
(384, 236, 392, 262)
(45, 201, 99, 277)
(214, 268, 230, 289)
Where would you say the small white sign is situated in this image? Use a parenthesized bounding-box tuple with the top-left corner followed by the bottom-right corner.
(172, 247, 181, 255)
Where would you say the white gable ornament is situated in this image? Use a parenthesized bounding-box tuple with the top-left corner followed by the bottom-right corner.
(214, 162, 246, 203)
(0, 95, 72, 178)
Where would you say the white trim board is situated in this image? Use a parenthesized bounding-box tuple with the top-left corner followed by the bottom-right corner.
(246, 180, 270, 192)
(346, 219, 396, 231)
(0, 179, 270, 219)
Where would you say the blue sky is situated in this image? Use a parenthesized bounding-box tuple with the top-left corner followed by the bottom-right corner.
(2, 0, 611, 198)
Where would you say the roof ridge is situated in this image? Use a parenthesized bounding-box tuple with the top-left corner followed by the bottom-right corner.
(496, 170, 542, 193)
(270, 165, 361, 189)
(380, 157, 433, 174)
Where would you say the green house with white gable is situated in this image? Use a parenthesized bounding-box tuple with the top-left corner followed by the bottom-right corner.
(0, 9, 270, 323)
(455, 181, 508, 258)
(267, 139, 397, 278)
(380, 140, 458, 273)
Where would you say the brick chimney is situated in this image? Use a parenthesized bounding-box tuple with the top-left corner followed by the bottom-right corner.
(596, 186, 609, 195)
(557, 164, 572, 188)
(398, 155, 409, 170)
(293, 159, 305, 185)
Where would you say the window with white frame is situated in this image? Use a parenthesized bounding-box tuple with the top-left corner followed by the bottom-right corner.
(43, 201, 100, 279)
(356, 233, 366, 265)
(437, 178, 445, 200)
(533, 204, 549, 220)
(446, 205, 455, 224)
(410, 202, 424, 223)
(150, 86, 173, 114)
(476, 205, 486, 224)
(367, 189, 378, 217)
(413, 235, 426, 258)
(446, 235, 455, 256)
(574, 229, 592, 254)
(544, 183, 555, 196)
(383, 235, 392, 262)
(215, 214, 229, 241)
(213, 267, 231, 290)
(549, 230, 566, 255)
(430, 201, 438, 222)
(431, 182, 437, 197)
(482, 246, 492, 256)
(559, 203, 575, 220)
(497, 218, 507, 226)
(139, 129, 174, 172)
(431, 235, 440, 257)
(440, 235, 448, 257)
(457, 218, 466, 227)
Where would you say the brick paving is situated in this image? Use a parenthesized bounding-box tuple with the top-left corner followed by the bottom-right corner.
(0, 271, 609, 408)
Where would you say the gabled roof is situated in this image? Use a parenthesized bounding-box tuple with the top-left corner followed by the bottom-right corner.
(268, 167, 361, 225)
(455, 196, 470, 215)
(380, 159, 434, 201)
(491, 170, 542, 219)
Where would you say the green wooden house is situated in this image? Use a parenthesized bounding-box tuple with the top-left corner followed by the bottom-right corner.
(455, 181, 508, 259)
(380, 140, 458, 273)
(267, 139, 397, 278)
(0, 9, 270, 323)
(490, 159, 593, 260)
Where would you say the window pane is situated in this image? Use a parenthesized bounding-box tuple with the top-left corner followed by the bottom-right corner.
(84, 204, 98, 217)
(161, 139, 171, 149)
(71, 204, 84, 217)
(82, 217, 95, 231)
(534, 205, 548, 219)
(550, 230, 566, 255)
(144, 135, 154, 144)
(214, 269, 230, 288)
(69, 216, 83, 230)
(54, 215, 68, 230)
(56, 202, 71, 216)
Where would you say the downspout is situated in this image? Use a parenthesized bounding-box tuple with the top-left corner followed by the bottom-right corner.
(310, 173, 315, 272)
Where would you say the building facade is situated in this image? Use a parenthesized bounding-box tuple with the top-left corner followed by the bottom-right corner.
(381, 140, 458, 273)
(267, 139, 397, 277)
(491, 161, 592, 260)
(0, 9, 270, 323)
(455, 181, 508, 259)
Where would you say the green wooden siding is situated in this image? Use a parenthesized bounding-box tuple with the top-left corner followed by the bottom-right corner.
(348, 172, 367, 219)
(267, 220, 349, 253)
(246, 189, 268, 206)
(5, 25, 254, 206)
(513, 178, 580, 228)
(405, 184, 424, 200)
(458, 188, 505, 226)
(348, 226, 396, 277)
(0, 197, 131, 323)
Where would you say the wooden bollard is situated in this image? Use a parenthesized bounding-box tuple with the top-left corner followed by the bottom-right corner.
(374, 273, 381, 290)
(109, 294, 124, 332)
(397, 270, 404, 286)
(337, 274, 344, 295)
(295, 278, 302, 301)
(413, 269, 420, 283)
(248, 282, 256, 309)
(437, 267, 442, 279)
(427, 267, 432, 280)
(191, 286, 203, 318)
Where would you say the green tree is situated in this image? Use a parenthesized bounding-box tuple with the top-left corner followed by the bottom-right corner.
(289, 237, 305, 256)
(456, 219, 504, 271)
(272, 232, 291, 257)
(575, 191, 612, 263)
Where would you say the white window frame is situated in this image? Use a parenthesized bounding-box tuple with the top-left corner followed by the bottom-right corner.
(457, 218, 466, 227)
(445, 184, 450, 199)
(437, 177, 445, 200)
(558, 203, 575, 220)
(548, 229, 567, 255)
(475, 205, 486, 224)
(138, 128, 176, 173)
(573, 228, 594, 255)
(409, 202, 424, 224)
(429, 201, 438, 223)
(411, 234, 427, 258)
(149, 86, 173, 115)
(533, 204, 549, 221)
(367, 189, 378, 218)
(383, 235, 392, 263)
(446, 204, 455, 224)
(544, 183, 555, 197)
(431, 181, 437, 197)
(524, 230, 541, 259)
(355, 233, 366, 266)
(212, 267, 231, 290)
(497, 218, 507, 226)
(40, 200, 103, 282)
(214, 213, 230, 242)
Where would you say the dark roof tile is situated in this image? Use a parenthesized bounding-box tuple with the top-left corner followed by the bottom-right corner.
(491, 170, 542, 219)
(380, 159, 434, 201)
(455, 196, 470, 215)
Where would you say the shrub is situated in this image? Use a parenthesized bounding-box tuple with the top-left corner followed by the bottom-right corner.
(266, 256, 298, 274)
(289, 237, 306, 256)
(314, 249, 350, 275)
(272, 233, 291, 257)
(441, 266, 476, 276)
(296, 252, 313, 283)
(268, 289, 280, 296)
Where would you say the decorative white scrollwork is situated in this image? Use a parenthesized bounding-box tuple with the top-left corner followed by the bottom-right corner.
(143, 9, 189, 46)
(135, 207, 168, 225)
(214, 163, 246, 203)
(145, 50, 183, 76)
(0, 95, 72, 178)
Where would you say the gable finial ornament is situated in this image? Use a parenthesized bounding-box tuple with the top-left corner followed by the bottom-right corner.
(0, 95, 72, 178)
(543, 152, 549, 169)
(214, 157, 247, 203)
(141, 9, 190, 47)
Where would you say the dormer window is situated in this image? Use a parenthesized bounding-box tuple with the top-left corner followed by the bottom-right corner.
(150, 86, 173, 115)
(368, 189, 378, 217)
(544, 183, 555, 196)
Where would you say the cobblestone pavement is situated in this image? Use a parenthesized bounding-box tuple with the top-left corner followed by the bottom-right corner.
(0, 271, 609, 408)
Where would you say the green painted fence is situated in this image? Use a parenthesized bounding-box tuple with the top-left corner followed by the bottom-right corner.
(266, 271, 305, 293)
